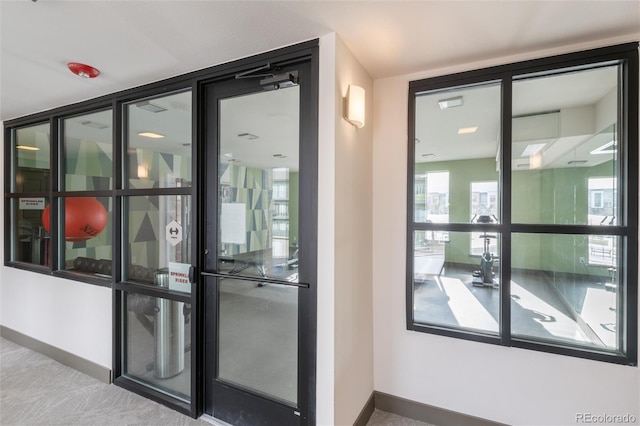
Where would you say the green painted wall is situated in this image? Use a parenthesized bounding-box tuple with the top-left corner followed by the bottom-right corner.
(416, 158, 499, 266)
(416, 157, 616, 276)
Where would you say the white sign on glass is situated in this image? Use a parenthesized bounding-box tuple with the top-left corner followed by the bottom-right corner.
(168, 262, 191, 293)
(221, 203, 246, 244)
(166, 220, 183, 246)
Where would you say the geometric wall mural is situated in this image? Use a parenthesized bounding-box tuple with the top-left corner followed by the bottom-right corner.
(221, 164, 273, 256)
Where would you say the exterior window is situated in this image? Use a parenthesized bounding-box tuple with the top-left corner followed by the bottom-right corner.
(408, 44, 637, 364)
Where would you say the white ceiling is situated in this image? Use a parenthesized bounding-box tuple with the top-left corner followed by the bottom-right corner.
(1, 0, 638, 122)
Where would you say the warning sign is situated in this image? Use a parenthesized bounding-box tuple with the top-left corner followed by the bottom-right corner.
(19, 198, 45, 210)
(168, 262, 191, 293)
(165, 220, 183, 246)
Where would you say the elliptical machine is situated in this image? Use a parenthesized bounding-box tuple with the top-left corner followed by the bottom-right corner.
(471, 215, 499, 288)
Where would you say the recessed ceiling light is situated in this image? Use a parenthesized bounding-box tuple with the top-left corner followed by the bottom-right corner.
(590, 140, 616, 155)
(238, 132, 259, 140)
(16, 145, 39, 151)
(458, 127, 478, 134)
(81, 120, 108, 129)
(138, 131, 165, 139)
(521, 143, 546, 157)
(422, 153, 435, 158)
(273, 154, 287, 158)
(438, 96, 463, 109)
(568, 160, 588, 165)
(136, 101, 167, 113)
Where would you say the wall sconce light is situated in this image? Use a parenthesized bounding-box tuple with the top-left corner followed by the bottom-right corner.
(137, 164, 149, 178)
(344, 84, 365, 128)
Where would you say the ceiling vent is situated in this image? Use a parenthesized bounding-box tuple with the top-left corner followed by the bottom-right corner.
(136, 101, 167, 113)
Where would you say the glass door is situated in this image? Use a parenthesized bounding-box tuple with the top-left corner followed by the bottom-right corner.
(202, 62, 314, 426)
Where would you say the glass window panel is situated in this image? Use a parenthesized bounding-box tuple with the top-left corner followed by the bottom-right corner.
(217, 87, 300, 282)
(126, 91, 192, 189)
(124, 292, 191, 401)
(414, 82, 501, 223)
(125, 195, 192, 293)
(512, 65, 619, 225)
(511, 233, 622, 352)
(60, 196, 112, 278)
(14, 123, 50, 193)
(217, 277, 297, 405)
(11, 197, 50, 265)
(64, 110, 113, 191)
(412, 230, 500, 334)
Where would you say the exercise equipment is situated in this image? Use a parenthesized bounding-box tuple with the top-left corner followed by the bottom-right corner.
(42, 197, 108, 242)
(471, 215, 499, 288)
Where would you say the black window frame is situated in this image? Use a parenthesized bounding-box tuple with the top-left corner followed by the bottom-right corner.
(3, 39, 319, 419)
(407, 42, 638, 366)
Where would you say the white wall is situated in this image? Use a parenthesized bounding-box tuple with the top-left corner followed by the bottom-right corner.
(317, 33, 375, 426)
(372, 37, 640, 425)
(317, 33, 338, 426)
(333, 36, 374, 426)
(0, 124, 112, 369)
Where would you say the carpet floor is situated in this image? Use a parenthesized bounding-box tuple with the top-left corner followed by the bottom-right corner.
(0, 337, 429, 426)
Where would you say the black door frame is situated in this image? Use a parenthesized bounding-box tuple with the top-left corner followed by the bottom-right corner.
(197, 56, 318, 424)
(4, 38, 319, 422)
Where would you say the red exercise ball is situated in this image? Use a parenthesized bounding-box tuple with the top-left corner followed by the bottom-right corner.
(42, 197, 108, 242)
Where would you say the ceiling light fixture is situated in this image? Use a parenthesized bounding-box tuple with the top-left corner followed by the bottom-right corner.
(67, 62, 100, 78)
(136, 101, 167, 113)
(590, 140, 617, 155)
(16, 145, 40, 151)
(238, 132, 259, 140)
(521, 143, 547, 157)
(422, 153, 435, 158)
(138, 131, 165, 139)
(458, 126, 478, 134)
(81, 120, 108, 129)
(438, 96, 463, 109)
(273, 154, 288, 158)
(568, 160, 588, 165)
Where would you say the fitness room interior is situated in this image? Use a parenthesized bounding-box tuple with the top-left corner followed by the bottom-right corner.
(1, 2, 639, 426)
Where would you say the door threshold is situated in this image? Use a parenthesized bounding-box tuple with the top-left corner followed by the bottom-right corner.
(199, 414, 234, 426)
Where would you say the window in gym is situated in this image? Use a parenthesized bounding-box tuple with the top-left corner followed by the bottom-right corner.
(407, 43, 637, 364)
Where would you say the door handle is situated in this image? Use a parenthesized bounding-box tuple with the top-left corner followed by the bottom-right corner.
(189, 265, 196, 283)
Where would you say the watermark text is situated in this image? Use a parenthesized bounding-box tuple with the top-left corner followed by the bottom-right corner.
(576, 413, 637, 424)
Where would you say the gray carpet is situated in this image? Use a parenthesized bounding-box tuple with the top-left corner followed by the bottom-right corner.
(0, 337, 428, 426)
(0, 337, 208, 426)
